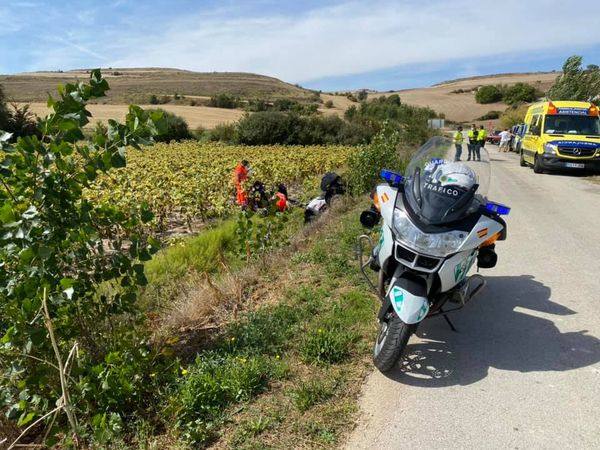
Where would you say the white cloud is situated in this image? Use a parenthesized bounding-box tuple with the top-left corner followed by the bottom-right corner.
(7, 0, 600, 81)
(104, 0, 600, 82)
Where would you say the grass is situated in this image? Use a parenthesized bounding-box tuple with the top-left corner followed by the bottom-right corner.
(290, 378, 337, 412)
(78, 197, 375, 448)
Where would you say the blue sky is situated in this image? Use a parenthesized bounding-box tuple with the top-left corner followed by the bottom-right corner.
(1, 0, 600, 91)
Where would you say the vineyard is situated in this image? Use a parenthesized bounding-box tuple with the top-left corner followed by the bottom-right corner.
(86, 142, 355, 231)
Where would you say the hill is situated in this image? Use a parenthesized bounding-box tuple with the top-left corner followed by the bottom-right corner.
(1, 68, 560, 127)
(0, 68, 315, 104)
(368, 72, 559, 122)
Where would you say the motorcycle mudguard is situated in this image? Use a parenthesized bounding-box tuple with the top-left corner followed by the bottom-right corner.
(385, 276, 429, 324)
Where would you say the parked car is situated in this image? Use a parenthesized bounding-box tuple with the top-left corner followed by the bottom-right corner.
(486, 130, 501, 145)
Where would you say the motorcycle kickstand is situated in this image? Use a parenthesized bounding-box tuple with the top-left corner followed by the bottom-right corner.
(440, 308, 458, 332)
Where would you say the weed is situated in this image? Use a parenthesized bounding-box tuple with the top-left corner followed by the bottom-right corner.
(300, 327, 353, 365)
(171, 353, 280, 445)
(291, 379, 336, 412)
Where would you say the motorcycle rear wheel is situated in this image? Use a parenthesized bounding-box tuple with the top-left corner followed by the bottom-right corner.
(373, 312, 415, 372)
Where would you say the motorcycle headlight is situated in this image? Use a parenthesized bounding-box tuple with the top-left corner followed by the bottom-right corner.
(544, 143, 558, 154)
(392, 208, 467, 257)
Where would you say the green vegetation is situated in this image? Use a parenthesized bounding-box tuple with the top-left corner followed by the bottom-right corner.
(234, 111, 374, 145)
(347, 121, 418, 194)
(548, 55, 600, 101)
(208, 93, 240, 109)
(476, 82, 541, 105)
(500, 103, 529, 128)
(147, 108, 192, 142)
(0, 63, 434, 447)
(0, 70, 167, 446)
(0, 84, 9, 130)
(0, 85, 40, 141)
(475, 85, 503, 103)
(477, 110, 502, 120)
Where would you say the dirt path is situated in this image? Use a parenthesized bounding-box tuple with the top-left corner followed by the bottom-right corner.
(345, 150, 600, 449)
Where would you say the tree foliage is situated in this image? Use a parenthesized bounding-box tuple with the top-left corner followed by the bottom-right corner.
(0, 70, 167, 443)
(146, 108, 192, 142)
(547, 55, 600, 101)
(503, 82, 539, 105)
(347, 121, 428, 195)
(475, 85, 503, 104)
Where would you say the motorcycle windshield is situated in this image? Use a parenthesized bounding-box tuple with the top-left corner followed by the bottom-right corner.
(403, 136, 490, 225)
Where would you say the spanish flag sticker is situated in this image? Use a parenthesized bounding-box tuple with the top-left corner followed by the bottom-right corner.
(381, 193, 390, 203)
(477, 228, 488, 238)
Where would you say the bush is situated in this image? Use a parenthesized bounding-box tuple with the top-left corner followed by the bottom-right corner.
(246, 98, 269, 112)
(234, 111, 374, 146)
(149, 94, 159, 104)
(4, 103, 41, 140)
(503, 82, 539, 105)
(357, 89, 368, 101)
(475, 85, 503, 103)
(500, 104, 529, 128)
(324, 100, 334, 108)
(0, 84, 9, 130)
(477, 110, 502, 120)
(209, 93, 239, 109)
(235, 111, 301, 145)
(208, 123, 236, 142)
(347, 121, 417, 194)
(147, 108, 192, 142)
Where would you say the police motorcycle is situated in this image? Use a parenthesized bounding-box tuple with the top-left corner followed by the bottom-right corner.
(358, 137, 510, 372)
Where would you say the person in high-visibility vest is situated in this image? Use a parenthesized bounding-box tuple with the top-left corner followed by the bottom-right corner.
(476, 125, 488, 161)
(232, 160, 250, 207)
(453, 126, 464, 161)
(467, 124, 478, 161)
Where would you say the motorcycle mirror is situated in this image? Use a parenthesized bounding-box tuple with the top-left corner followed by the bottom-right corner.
(360, 209, 380, 228)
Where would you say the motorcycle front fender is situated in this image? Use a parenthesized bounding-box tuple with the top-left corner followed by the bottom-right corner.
(384, 275, 429, 324)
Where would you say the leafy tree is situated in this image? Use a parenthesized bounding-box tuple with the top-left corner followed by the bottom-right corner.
(0, 70, 167, 444)
(503, 82, 539, 105)
(475, 85, 503, 104)
(357, 89, 368, 101)
(547, 55, 600, 101)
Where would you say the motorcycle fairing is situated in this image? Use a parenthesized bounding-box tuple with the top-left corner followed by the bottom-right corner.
(386, 275, 430, 324)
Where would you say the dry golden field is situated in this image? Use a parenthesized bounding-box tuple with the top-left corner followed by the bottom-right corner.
(19, 102, 245, 129)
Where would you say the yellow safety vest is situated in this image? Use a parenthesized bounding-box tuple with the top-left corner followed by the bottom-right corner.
(478, 129, 488, 140)
(468, 130, 477, 139)
(453, 131, 464, 144)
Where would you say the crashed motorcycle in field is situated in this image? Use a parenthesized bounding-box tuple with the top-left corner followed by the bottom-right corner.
(358, 136, 510, 372)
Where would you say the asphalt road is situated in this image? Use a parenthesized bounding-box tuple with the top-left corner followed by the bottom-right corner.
(345, 148, 600, 449)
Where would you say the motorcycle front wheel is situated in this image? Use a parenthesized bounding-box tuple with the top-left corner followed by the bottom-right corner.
(373, 312, 416, 372)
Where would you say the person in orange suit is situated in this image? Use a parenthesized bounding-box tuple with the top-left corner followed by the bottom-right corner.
(274, 184, 288, 212)
(233, 160, 250, 207)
